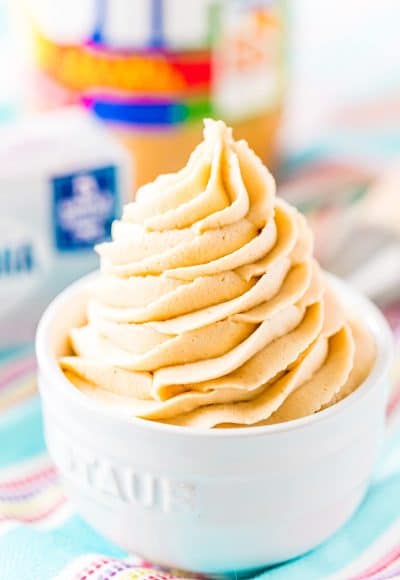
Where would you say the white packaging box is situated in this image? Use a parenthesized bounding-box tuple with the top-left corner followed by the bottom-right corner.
(0, 108, 131, 346)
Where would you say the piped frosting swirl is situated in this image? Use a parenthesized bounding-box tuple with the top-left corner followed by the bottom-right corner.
(60, 120, 375, 428)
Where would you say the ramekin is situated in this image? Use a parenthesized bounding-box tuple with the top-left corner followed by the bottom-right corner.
(36, 273, 393, 576)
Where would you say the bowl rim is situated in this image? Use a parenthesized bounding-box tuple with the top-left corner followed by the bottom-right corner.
(35, 271, 394, 438)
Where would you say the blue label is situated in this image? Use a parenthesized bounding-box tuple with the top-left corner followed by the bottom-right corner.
(52, 166, 118, 251)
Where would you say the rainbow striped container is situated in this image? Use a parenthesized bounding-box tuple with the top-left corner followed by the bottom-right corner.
(24, 0, 286, 190)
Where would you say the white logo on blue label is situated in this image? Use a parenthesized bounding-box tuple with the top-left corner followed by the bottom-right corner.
(53, 166, 118, 251)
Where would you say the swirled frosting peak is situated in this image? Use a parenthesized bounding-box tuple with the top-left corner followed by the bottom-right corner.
(60, 120, 375, 428)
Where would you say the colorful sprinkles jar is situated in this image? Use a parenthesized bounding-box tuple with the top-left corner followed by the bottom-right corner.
(25, 0, 286, 189)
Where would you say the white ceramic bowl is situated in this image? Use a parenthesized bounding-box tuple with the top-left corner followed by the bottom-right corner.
(36, 273, 393, 576)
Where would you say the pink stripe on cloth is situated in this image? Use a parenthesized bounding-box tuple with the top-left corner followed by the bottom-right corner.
(387, 383, 400, 417)
(349, 543, 400, 579)
(0, 356, 36, 391)
(0, 466, 57, 490)
(383, 303, 400, 340)
(372, 560, 400, 580)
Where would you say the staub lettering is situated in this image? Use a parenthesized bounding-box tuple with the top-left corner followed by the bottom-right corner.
(0, 243, 34, 276)
(61, 444, 197, 513)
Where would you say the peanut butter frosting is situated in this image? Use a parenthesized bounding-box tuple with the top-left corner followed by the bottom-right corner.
(60, 120, 376, 428)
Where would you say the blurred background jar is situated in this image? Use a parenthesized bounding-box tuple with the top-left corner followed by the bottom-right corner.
(20, 0, 287, 191)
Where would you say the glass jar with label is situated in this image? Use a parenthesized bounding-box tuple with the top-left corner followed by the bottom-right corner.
(24, 0, 287, 190)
